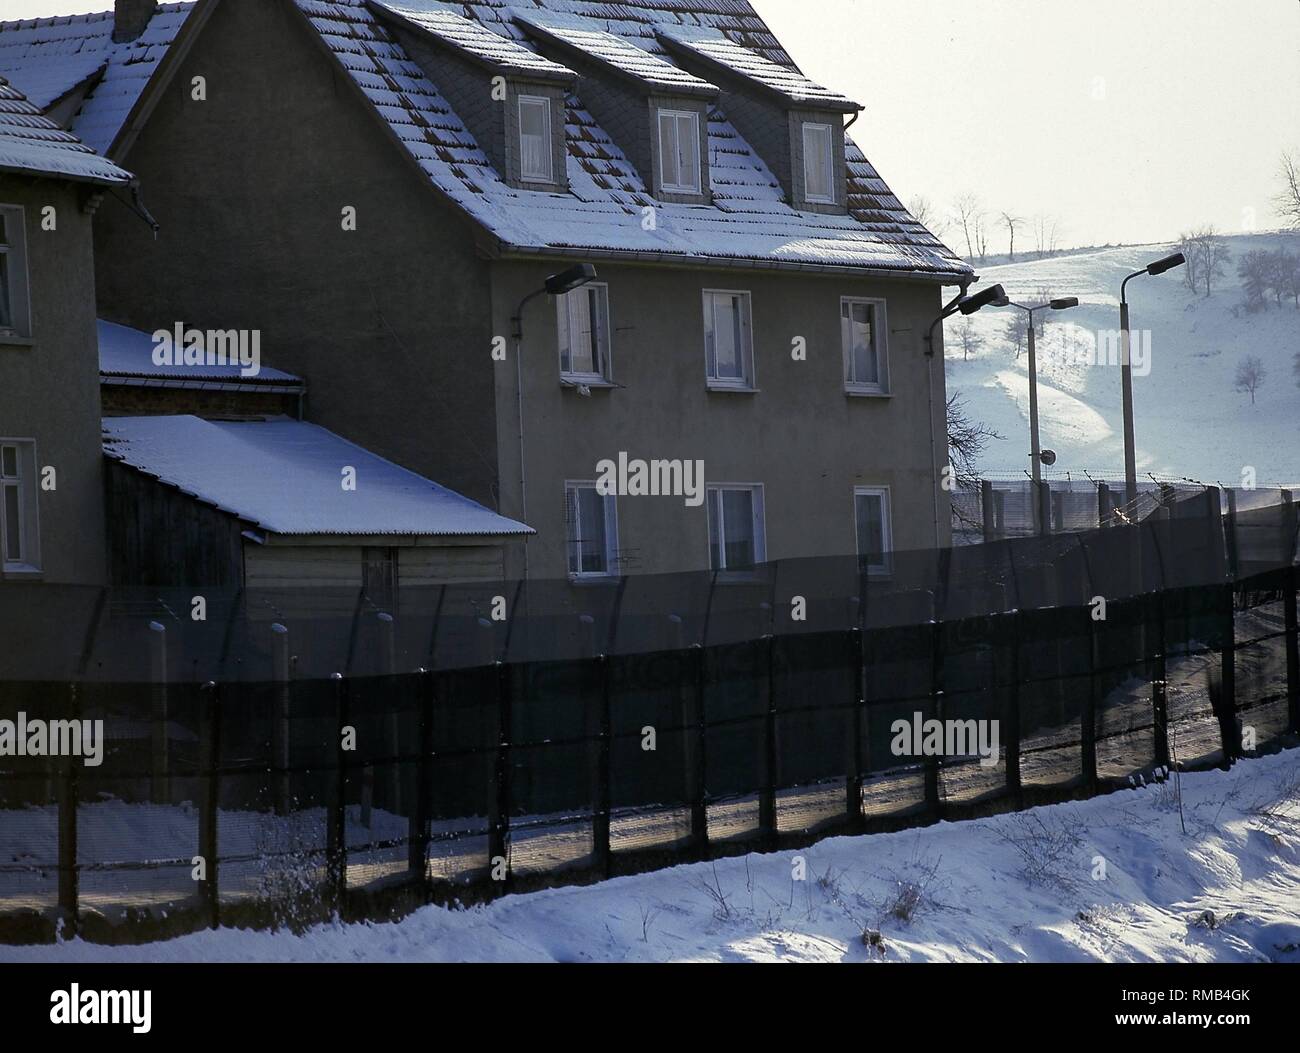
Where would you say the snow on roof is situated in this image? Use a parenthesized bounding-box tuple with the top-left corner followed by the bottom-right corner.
(103, 415, 534, 538)
(97, 320, 303, 385)
(0, 75, 131, 184)
(0, 3, 196, 156)
(371, 1, 575, 81)
(511, 8, 717, 96)
(294, 0, 969, 278)
(656, 23, 859, 111)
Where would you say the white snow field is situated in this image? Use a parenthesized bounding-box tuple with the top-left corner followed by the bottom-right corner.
(947, 231, 1300, 488)
(8, 749, 1299, 963)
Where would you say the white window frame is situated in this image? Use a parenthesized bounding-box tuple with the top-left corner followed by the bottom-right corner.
(853, 485, 893, 577)
(841, 296, 890, 395)
(0, 205, 32, 339)
(557, 283, 613, 383)
(802, 122, 836, 205)
(702, 289, 756, 391)
(0, 439, 40, 573)
(706, 483, 766, 574)
(564, 481, 619, 580)
(518, 95, 554, 184)
(657, 109, 702, 195)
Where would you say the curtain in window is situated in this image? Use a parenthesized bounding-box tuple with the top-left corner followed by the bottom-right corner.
(804, 124, 834, 201)
(843, 301, 878, 384)
(709, 488, 756, 571)
(659, 112, 700, 192)
(707, 294, 745, 380)
(856, 492, 886, 568)
(1, 445, 22, 563)
(519, 99, 551, 182)
(567, 486, 609, 575)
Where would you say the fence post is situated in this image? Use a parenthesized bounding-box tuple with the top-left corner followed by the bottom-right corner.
(981, 480, 997, 543)
(846, 625, 865, 831)
(1098, 482, 1111, 528)
(409, 669, 434, 883)
(925, 604, 943, 817)
(377, 612, 400, 817)
(1225, 489, 1240, 580)
(148, 620, 169, 804)
(1286, 563, 1300, 736)
(1004, 610, 1022, 802)
(592, 653, 612, 877)
(57, 682, 79, 938)
(1052, 489, 1065, 534)
(270, 623, 290, 816)
(326, 673, 348, 914)
(488, 660, 512, 890)
(689, 642, 708, 854)
(198, 681, 220, 928)
(759, 634, 779, 846)
(1150, 589, 1170, 770)
(1218, 582, 1239, 765)
(1036, 481, 1052, 537)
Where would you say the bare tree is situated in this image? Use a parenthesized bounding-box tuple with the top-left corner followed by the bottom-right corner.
(947, 392, 1002, 491)
(954, 316, 984, 361)
(1005, 310, 1029, 360)
(1178, 231, 1202, 294)
(1276, 151, 1300, 230)
(1186, 226, 1230, 297)
(1238, 248, 1273, 310)
(1033, 214, 1061, 256)
(908, 195, 949, 240)
(1234, 355, 1267, 405)
(953, 193, 986, 261)
(999, 211, 1023, 260)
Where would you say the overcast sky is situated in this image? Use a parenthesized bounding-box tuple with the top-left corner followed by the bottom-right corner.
(7, 0, 1298, 251)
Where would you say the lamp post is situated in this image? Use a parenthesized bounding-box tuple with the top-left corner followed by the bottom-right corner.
(923, 283, 1007, 544)
(510, 264, 598, 579)
(1001, 296, 1079, 534)
(1119, 252, 1185, 511)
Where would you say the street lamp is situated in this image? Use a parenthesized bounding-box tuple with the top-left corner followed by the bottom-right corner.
(923, 283, 1006, 543)
(1119, 252, 1185, 510)
(1001, 296, 1080, 534)
(510, 263, 598, 579)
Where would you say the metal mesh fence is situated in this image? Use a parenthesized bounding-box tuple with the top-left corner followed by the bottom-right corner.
(1, 498, 1296, 942)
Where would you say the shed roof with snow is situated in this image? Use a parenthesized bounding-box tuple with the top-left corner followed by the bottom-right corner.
(98, 319, 304, 390)
(102, 415, 534, 538)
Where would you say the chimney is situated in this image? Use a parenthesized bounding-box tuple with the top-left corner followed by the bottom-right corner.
(112, 0, 157, 44)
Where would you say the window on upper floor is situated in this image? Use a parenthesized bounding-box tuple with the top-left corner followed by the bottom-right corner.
(0, 206, 31, 339)
(1, 440, 39, 573)
(658, 109, 702, 195)
(854, 486, 893, 577)
(557, 284, 612, 382)
(518, 95, 555, 184)
(841, 297, 890, 395)
(565, 481, 619, 579)
(703, 289, 754, 390)
(707, 484, 765, 573)
(802, 122, 836, 204)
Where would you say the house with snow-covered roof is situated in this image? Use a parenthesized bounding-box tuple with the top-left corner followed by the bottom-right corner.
(16, 0, 974, 583)
(0, 73, 134, 584)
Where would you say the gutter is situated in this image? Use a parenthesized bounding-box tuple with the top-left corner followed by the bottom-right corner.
(101, 374, 305, 395)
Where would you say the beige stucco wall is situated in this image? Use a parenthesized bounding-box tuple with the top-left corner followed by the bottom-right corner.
(491, 258, 952, 579)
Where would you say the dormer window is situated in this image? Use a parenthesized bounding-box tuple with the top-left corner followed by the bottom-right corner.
(518, 96, 554, 183)
(802, 122, 835, 204)
(658, 109, 702, 195)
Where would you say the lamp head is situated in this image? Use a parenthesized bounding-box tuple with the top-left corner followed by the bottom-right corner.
(1049, 297, 1079, 310)
(1146, 252, 1186, 277)
(544, 263, 598, 295)
(958, 283, 1007, 315)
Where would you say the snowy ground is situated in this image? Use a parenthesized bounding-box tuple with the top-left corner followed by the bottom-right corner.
(948, 231, 1300, 488)
(7, 749, 1299, 963)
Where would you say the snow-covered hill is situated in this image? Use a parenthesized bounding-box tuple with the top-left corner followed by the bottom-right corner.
(947, 232, 1300, 488)
(10, 750, 1300, 963)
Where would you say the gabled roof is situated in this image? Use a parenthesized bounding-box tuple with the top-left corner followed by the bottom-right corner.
(0, 75, 131, 184)
(513, 8, 717, 97)
(294, 0, 970, 279)
(370, 1, 575, 82)
(98, 320, 304, 388)
(103, 415, 534, 538)
(656, 23, 860, 112)
(0, 2, 197, 156)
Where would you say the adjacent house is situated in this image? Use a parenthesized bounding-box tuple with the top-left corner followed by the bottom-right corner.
(0, 74, 133, 584)
(4, 0, 974, 585)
